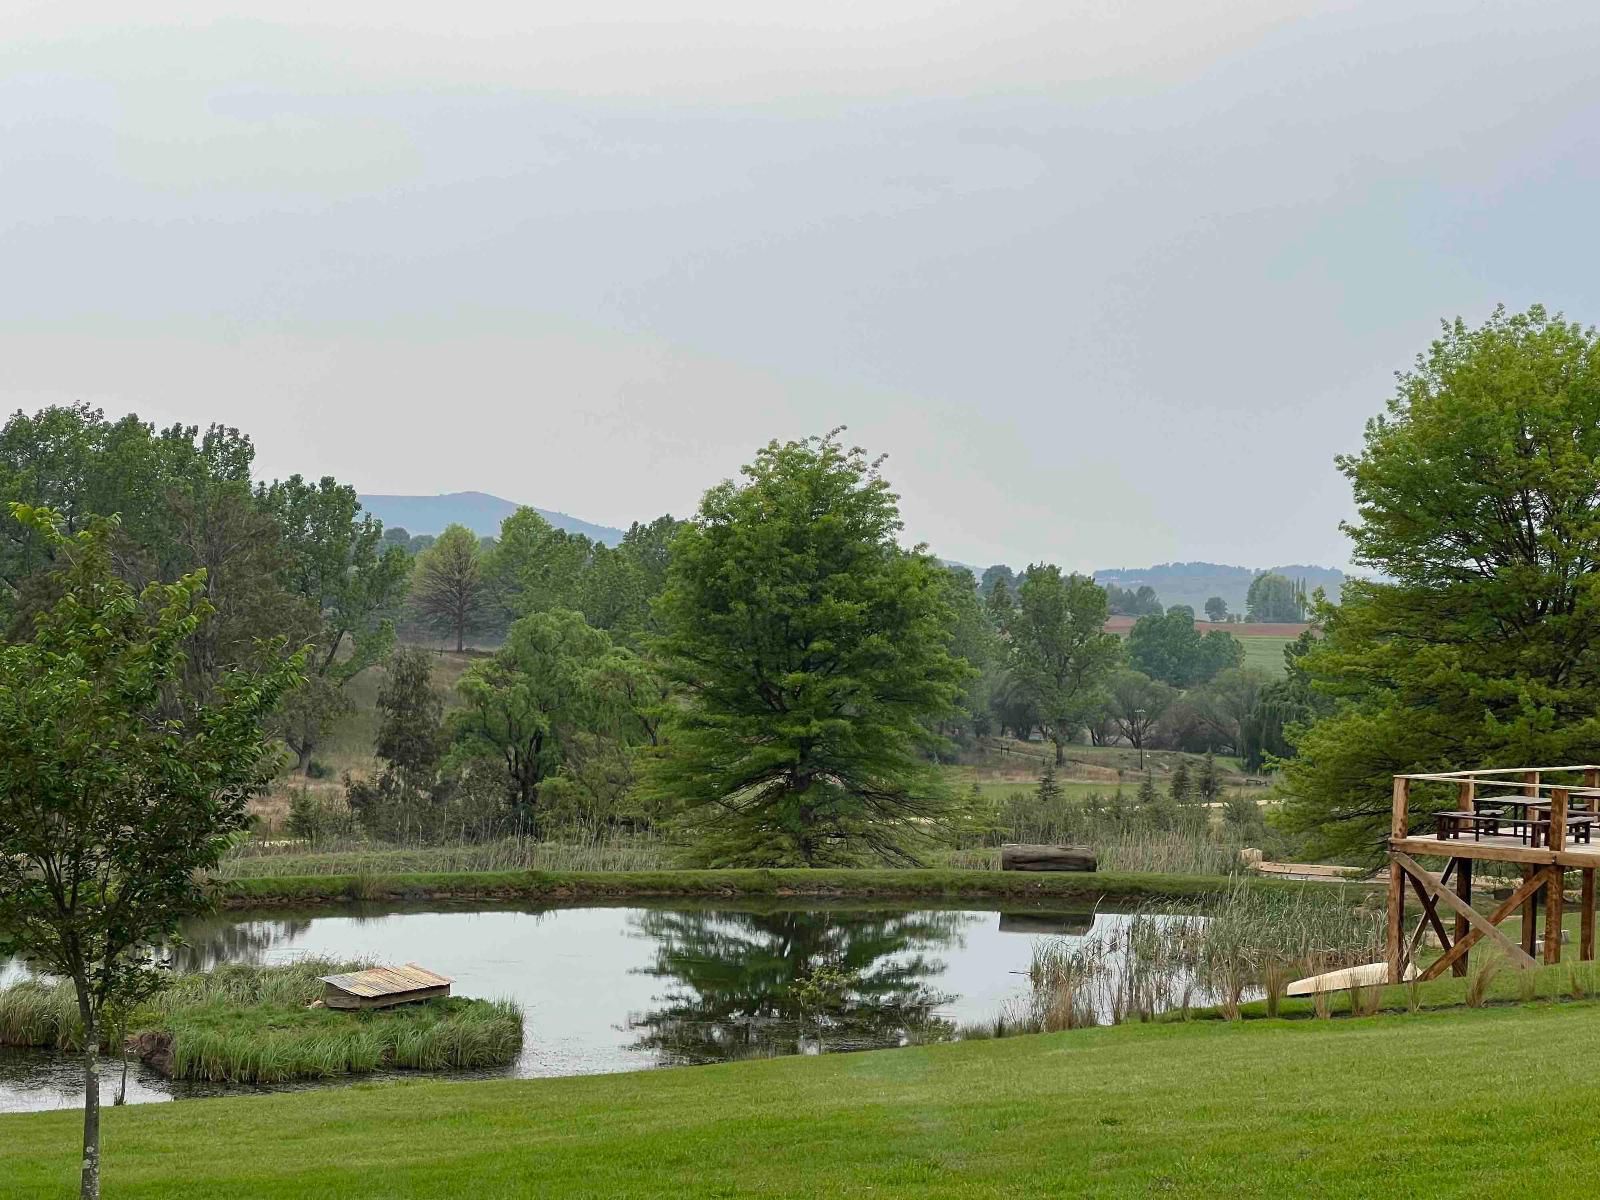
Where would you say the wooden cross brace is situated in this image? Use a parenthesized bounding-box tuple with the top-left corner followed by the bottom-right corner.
(1391, 852, 1545, 980)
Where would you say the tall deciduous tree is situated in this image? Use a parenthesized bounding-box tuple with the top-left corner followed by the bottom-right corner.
(410, 523, 487, 651)
(648, 432, 965, 866)
(450, 608, 630, 833)
(1283, 306, 1600, 858)
(0, 506, 301, 1200)
(1245, 572, 1305, 622)
(1106, 668, 1175, 749)
(258, 476, 410, 769)
(1007, 564, 1121, 764)
(1126, 607, 1244, 687)
(1204, 596, 1228, 623)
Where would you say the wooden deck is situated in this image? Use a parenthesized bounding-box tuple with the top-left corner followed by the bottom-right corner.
(1387, 766, 1600, 982)
(1391, 834, 1600, 869)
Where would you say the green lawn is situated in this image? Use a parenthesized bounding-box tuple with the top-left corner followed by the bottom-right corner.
(6, 1001, 1598, 1198)
(1239, 635, 1294, 677)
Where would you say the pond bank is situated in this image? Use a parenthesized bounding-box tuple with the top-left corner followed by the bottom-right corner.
(211, 867, 1353, 911)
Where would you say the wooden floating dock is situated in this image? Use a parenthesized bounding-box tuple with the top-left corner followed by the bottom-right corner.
(1387, 765, 1600, 983)
(318, 963, 454, 1010)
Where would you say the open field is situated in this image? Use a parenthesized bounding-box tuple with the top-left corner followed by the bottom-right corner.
(1240, 634, 1296, 677)
(5, 997, 1597, 1198)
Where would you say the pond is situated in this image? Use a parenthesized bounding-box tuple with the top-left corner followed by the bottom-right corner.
(0, 900, 1151, 1114)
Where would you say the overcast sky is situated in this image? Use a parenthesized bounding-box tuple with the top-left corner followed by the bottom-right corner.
(4, 2, 1598, 572)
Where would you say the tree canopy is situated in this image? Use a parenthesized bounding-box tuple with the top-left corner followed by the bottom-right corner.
(0, 504, 302, 1199)
(1125, 607, 1244, 687)
(1006, 564, 1121, 763)
(1245, 572, 1306, 623)
(647, 432, 965, 866)
(1282, 306, 1600, 858)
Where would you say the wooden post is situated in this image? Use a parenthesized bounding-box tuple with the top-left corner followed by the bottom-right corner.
(1546, 866, 1565, 965)
(1546, 785, 1568, 966)
(1587, 767, 1599, 791)
(1522, 866, 1539, 959)
(1525, 769, 1541, 797)
(1387, 777, 1408, 983)
(1452, 857, 1473, 978)
(1386, 860, 1405, 984)
(1582, 869, 1596, 962)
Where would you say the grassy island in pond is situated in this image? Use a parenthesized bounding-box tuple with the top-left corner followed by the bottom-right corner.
(0, 960, 522, 1084)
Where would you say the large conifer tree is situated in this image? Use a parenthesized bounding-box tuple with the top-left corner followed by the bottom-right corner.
(648, 432, 965, 866)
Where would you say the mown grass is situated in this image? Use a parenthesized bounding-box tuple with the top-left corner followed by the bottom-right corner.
(0, 960, 522, 1084)
(208, 867, 1340, 910)
(4, 997, 1599, 1198)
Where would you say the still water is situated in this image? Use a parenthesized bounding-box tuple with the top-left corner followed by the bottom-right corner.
(0, 900, 1126, 1113)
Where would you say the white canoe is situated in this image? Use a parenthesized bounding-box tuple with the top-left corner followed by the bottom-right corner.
(1285, 960, 1417, 996)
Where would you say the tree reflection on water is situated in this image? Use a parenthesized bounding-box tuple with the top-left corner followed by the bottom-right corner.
(167, 917, 312, 971)
(627, 908, 979, 1063)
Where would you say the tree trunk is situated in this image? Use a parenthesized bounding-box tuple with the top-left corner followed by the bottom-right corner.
(78, 1000, 101, 1200)
(296, 742, 314, 775)
(1053, 738, 1065, 766)
(1001, 843, 1097, 872)
(454, 623, 465, 654)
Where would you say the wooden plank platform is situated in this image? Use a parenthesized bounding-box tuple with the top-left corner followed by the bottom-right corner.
(319, 963, 453, 1010)
(1391, 835, 1600, 869)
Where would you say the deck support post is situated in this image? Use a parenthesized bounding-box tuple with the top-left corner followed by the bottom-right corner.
(1386, 860, 1405, 983)
(1452, 858, 1472, 977)
(1545, 868, 1565, 965)
(1387, 776, 1410, 983)
(1522, 866, 1539, 960)
(1582, 870, 1597, 962)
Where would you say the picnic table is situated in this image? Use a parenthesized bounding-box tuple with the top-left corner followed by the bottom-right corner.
(1469, 793, 1597, 846)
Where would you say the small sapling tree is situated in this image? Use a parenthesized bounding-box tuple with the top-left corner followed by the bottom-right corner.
(0, 506, 303, 1200)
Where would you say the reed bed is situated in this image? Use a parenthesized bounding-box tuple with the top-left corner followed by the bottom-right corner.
(214, 835, 673, 878)
(0, 959, 524, 1083)
(966, 879, 1385, 1036)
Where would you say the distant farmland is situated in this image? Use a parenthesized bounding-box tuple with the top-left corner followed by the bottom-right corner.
(1102, 616, 1307, 679)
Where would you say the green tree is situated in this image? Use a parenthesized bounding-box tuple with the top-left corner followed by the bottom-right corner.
(1283, 306, 1600, 858)
(1169, 760, 1191, 805)
(1036, 760, 1062, 806)
(1126, 608, 1243, 687)
(1204, 596, 1228, 622)
(940, 566, 999, 741)
(1106, 668, 1175, 749)
(1245, 572, 1305, 623)
(647, 432, 965, 866)
(0, 505, 301, 1200)
(984, 573, 1015, 630)
(450, 608, 633, 834)
(978, 564, 1016, 599)
(489, 507, 593, 618)
(1193, 668, 1272, 756)
(1008, 564, 1121, 764)
(411, 523, 488, 652)
(345, 646, 451, 841)
(1196, 751, 1220, 801)
(260, 475, 410, 675)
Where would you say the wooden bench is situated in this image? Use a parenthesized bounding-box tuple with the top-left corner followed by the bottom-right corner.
(1529, 815, 1596, 849)
(1434, 809, 1504, 841)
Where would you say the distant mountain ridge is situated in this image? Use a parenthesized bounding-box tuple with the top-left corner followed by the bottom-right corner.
(356, 491, 627, 546)
(1093, 561, 1346, 616)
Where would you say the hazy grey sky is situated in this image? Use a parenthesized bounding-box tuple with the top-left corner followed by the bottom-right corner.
(4, 2, 1598, 571)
